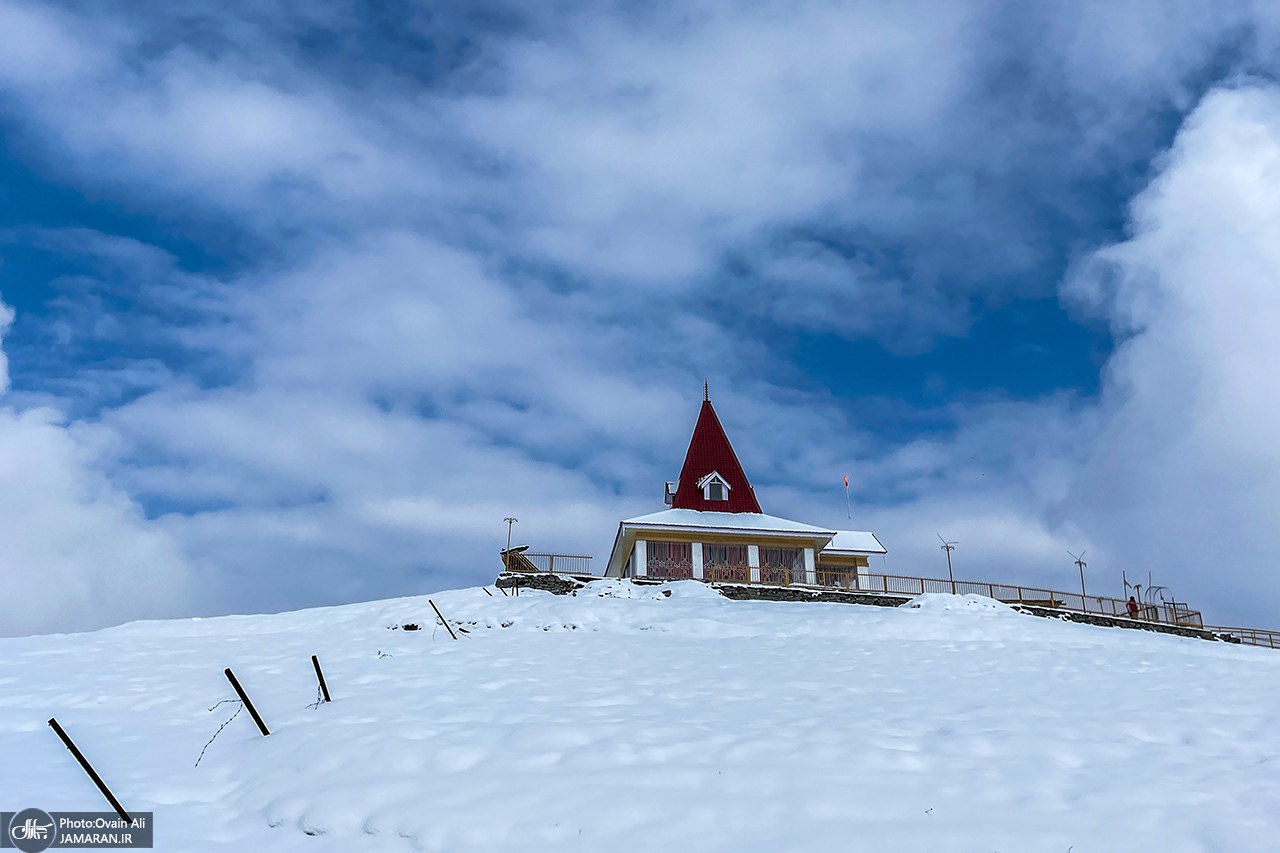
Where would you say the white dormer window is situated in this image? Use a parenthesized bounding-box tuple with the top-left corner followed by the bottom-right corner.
(697, 471, 731, 502)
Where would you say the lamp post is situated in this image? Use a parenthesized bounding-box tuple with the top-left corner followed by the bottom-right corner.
(503, 517, 519, 594)
(503, 517, 518, 569)
(504, 517, 518, 552)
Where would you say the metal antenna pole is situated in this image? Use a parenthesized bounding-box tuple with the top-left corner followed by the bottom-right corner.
(1069, 551, 1088, 608)
(937, 534, 957, 594)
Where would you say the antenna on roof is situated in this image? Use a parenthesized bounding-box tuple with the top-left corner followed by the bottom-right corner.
(1068, 550, 1088, 604)
(937, 533, 957, 594)
(704, 379, 709, 401)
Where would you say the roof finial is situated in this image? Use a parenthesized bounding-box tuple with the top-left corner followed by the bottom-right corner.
(704, 379, 709, 401)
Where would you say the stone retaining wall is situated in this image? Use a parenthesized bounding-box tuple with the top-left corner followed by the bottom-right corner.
(496, 572, 592, 595)
(1012, 604, 1239, 643)
(711, 583, 909, 609)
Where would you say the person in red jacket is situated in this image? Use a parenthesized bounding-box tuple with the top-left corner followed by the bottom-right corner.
(1127, 596, 1140, 619)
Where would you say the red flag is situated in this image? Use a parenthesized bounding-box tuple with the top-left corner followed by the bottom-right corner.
(843, 474, 849, 489)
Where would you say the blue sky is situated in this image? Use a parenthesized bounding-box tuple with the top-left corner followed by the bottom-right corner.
(2, 0, 1280, 635)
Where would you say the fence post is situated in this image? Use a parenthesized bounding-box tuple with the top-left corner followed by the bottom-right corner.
(47, 718, 132, 823)
(428, 599, 458, 641)
(224, 668, 270, 736)
(311, 655, 332, 703)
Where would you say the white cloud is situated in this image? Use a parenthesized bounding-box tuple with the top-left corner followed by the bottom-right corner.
(1059, 84, 1280, 622)
(0, 295, 198, 637)
(4, 2, 1280, 637)
(0, 400, 196, 638)
(0, 299, 13, 394)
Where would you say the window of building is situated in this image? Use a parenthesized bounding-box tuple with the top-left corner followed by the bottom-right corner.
(815, 561, 857, 590)
(759, 547, 804, 585)
(702, 543, 749, 582)
(647, 541, 693, 579)
(698, 471, 731, 502)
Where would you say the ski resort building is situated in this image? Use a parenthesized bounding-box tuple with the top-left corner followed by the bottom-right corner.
(603, 393, 886, 587)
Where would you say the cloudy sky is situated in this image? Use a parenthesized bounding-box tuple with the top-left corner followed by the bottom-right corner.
(2, 0, 1279, 636)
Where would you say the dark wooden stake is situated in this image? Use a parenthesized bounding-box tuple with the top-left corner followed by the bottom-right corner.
(482, 587, 493, 597)
(224, 668, 271, 736)
(310, 655, 332, 703)
(47, 718, 132, 823)
(428, 599, 458, 641)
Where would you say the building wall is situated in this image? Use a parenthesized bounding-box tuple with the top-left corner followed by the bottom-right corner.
(629, 533, 828, 585)
(618, 532, 876, 584)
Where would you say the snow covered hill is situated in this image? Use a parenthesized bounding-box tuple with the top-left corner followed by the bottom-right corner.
(2, 581, 1278, 852)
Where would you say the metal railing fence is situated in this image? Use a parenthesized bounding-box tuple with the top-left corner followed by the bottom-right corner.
(645, 558, 694, 580)
(503, 552, 594, 575)
(503, 550, 1280, 650)
(1208, 626, 1280, 649)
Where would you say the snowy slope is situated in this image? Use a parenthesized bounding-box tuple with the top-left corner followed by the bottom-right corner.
(2, 581, 1278, 852)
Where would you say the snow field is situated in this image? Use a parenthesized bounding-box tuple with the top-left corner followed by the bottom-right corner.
(2, 581, 1279, 852)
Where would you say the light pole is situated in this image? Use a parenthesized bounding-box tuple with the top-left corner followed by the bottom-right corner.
(504, 517, 518, 552)
(503, 517, 519, 595)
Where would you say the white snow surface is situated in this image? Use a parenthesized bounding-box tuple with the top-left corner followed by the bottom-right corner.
(3, 580, 1279, 852)
(905, 592, 1015, 612)
(825, 530, 887, 554)
(623, 508, 835, 534)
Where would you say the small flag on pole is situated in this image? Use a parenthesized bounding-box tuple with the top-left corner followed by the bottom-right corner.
(843, 474, 851, 518)
(843, 474, 849, 489)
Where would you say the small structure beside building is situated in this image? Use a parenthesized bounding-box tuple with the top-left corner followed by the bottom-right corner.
(603, 392, 885, 588)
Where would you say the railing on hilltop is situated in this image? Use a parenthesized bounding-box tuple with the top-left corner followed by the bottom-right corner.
(515, 552, 1279, 650)
(502, 551, 594, 576)
(1208, 626, 1280, 649)
(696, 565, 1208, 630)
(855, 572, 1205, 628)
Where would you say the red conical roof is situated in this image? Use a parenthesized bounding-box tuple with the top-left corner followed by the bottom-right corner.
(671, 399, 763, 513)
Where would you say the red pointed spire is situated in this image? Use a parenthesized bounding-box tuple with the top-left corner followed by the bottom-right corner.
(671, 397, 763, 513)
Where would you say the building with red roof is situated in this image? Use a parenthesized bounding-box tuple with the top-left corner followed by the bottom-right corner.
(604, 391, 886, 586)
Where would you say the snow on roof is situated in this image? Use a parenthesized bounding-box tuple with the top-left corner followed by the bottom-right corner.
(824, 530, 888, 554)
(624, 508, 836, 536)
